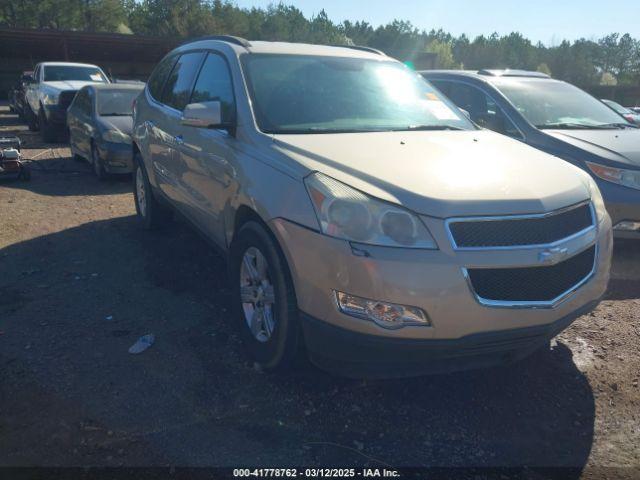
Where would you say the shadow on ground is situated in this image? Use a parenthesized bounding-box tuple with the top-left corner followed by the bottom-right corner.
(0, 156, 132, 197)
(0, 215, 595, 472)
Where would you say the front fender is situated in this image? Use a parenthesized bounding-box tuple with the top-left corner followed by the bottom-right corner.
(223, 154, 318, 247)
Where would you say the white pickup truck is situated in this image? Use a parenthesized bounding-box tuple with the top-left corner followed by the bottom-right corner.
(24, 62, 110, 142)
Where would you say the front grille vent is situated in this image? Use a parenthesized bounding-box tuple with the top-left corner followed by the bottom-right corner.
(467, 246, 596, 303)
(449, 203, 593, 248)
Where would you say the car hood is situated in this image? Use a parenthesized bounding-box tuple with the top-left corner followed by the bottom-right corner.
(43, 80, 105, 92)
(98, 115, 133, 135)
(273, 130, 591, 218)
(545, 128, 640, 167)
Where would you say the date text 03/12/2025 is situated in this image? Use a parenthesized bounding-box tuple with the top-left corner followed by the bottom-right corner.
(233, 468, 401, 477)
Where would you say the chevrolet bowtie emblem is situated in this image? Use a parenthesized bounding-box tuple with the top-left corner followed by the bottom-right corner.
(538, 246, 570, 264)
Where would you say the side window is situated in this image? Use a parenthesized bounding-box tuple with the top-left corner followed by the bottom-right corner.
(72, 90, 86, 113)
(429, 79, 450, 96)
(161, 52, 205, 111)
(447, 82, 521, 138)
(84, 90, 94, 115)
(190, 53, 236, 122)
(147, 54, 178, 101)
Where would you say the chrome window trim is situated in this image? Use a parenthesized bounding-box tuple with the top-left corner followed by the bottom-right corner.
(445, 201, 595, 251)
(461, 243, 598, 309)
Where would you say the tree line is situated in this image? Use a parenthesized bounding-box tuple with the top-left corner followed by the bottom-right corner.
(1, 0, 639, 86)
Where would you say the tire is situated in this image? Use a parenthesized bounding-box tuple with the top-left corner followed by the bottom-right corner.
(91, 142, 108, 181)
(25, 106, 38, 131)
(133, 152, 169, 229)
(39, 108, 57, 143)
(230, 220, 301, 370)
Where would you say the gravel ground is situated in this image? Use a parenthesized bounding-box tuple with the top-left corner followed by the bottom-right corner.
(0, 104, 638, 476)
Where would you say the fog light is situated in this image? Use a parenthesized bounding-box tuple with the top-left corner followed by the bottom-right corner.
(334, 291, 430, 329)
(613, 221, 640, 232)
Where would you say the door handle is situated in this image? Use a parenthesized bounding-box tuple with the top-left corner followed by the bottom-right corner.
(174, 135, 184, 146)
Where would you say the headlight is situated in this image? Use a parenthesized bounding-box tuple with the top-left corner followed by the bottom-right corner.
(584, 174, 607, 221)
(42, 93, 59, 105)
(586, 161, 640, 191)
(102, 129, 130, 144)
(304, 172, 437, 249)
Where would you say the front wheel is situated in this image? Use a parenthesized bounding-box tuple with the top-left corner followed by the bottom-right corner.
(25, 106, 38, 131)
(230, 221, 301, 370)
(91, 143, 108, 181)
(39, 108, 57, 143)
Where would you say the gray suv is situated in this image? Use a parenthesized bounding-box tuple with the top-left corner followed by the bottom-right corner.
(421, 69, 640, 239)
(132, 38, 611, 377)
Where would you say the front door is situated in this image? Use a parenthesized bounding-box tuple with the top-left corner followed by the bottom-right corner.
(172, 52, 237, 247)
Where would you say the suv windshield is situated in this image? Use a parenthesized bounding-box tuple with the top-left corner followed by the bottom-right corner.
(98, 89, 141, 116)
(44, 65, 108, 83)
(491, 78, 626, 129)
(241, 54, 473, 134)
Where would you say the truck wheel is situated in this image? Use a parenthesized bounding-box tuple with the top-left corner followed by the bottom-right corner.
(230, 220, 302, 371)
(39, 108, 57, 143)
(133, 152, 169, 229)
(25, 106, 38, 131)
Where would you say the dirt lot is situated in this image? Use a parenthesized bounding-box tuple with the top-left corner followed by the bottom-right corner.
(0, 104, 638, 476)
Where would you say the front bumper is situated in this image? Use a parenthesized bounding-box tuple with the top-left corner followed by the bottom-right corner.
(96, 141, 134, 174)
(598, 179, 640, 239)
(270, 211, 611, 376)
(301, 299, 600, 377)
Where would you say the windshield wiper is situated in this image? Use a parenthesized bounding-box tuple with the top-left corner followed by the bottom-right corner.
(537, 122, 625, 130)
(391, 124, 465, 131)
(597, 122, 639, 129)
(100, 113, 131, 117)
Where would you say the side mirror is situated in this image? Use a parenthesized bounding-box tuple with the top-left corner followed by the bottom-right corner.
(181, 101, 225, 128)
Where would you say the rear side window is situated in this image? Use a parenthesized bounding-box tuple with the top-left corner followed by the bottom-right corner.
(74, 89, 92, 115)
(444, 82, 522, 138)
(161, 52, 205, 111)
(147, 54, 177, 101)
(190, 53, 235, 122)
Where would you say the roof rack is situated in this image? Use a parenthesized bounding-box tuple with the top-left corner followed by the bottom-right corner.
(478, 69, 550, 78)
(182, 35, 251, 48)
(338, 45, 386, 56)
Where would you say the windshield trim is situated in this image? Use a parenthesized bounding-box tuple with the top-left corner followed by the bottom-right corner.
(240, 52, 475, 136)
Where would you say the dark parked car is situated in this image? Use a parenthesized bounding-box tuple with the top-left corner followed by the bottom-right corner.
(67, 83, 143, 179)
(601, 99, 640, 126)
(8, 71, 33, 119)
(421, 69, 640, 239)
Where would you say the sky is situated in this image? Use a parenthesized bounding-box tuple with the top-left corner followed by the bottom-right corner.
(234, 0, 640, 44)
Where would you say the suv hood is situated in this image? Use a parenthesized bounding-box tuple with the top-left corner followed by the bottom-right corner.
(545, 128, 640, 167)
(273, 130, 590, 218)
(43, 80, 106, 92)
